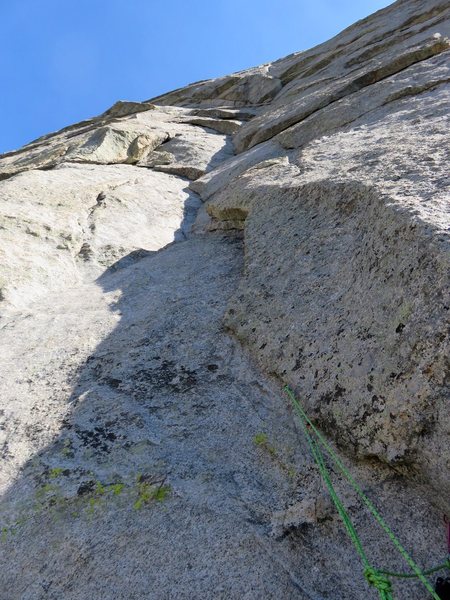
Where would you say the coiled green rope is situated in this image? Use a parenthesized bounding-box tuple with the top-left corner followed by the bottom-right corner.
(284, 385, 447, 600)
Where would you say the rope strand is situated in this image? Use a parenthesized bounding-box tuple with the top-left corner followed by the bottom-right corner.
(284, 385, 443, 600)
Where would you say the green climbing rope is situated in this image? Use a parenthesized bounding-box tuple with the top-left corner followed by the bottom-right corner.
(284, 385, 446, 600)
(378, 561, 450, 580)
(307, 428, 394, 599)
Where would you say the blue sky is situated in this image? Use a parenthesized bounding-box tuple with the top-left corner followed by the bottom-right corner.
(0, 0, 392, 153)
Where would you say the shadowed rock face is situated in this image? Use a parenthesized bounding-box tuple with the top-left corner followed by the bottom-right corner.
(0, 0, 449, 598)
(218, 178, 449, 494)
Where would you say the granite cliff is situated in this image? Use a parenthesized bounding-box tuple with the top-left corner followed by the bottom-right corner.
(0, 0, 449, 598)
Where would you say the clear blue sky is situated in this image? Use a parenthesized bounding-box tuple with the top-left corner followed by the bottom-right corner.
(0, 0, 392, 153)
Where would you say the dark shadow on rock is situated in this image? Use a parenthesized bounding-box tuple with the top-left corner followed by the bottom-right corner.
(0, 229, 316, 599)
(173, 185, 203, 242)
(0, 179, 444, 600)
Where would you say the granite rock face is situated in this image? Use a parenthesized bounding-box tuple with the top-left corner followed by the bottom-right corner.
(0, 1, 449, 598)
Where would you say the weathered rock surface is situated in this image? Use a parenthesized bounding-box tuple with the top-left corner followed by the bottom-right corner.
(233, 0, 450, 152)
(0, 105, 233, 181)
(0, 0, 449, 598)
(138, 126, 234, 180)
(148, 69, 283, 108)
(0, 163, 201, 311)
